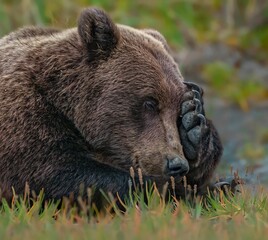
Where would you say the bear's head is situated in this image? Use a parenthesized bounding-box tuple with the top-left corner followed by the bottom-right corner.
(39, 8, 189, 179)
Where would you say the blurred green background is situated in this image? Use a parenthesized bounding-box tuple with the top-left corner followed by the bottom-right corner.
(0, 0, 268, 54)
(0, 0, 268, 108)
(1, 0, 268, 180)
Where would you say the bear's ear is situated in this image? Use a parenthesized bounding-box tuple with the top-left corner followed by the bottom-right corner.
(78, 8, 120, 61)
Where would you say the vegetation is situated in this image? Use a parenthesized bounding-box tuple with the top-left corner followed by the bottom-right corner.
(0, 184, 268, 240)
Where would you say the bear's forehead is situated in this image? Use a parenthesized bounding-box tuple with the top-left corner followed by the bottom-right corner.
(116, 25, 185, 107)
(119, 25, 182, 74)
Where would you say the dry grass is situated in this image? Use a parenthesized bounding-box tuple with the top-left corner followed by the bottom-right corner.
(0, 182, 268, 240)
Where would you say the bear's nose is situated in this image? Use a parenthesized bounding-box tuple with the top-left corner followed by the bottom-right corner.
(166, 156, 189, 177)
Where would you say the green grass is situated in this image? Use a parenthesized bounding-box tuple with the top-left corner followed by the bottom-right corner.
(1, 184, 268, 240)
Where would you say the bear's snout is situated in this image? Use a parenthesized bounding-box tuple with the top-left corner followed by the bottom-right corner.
(165, 155, 189, 177)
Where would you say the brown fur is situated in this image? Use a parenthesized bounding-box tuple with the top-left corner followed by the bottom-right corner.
(0, 8, 222, 203)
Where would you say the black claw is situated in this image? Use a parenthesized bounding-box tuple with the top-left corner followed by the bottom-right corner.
(192, 89, 204, 105)
(183, 81, 204, 96)
(192, 89, 201, 100)
(197, 114, 206, 126)
(214, 181, 230, 189)
(193, 98, 202, 113)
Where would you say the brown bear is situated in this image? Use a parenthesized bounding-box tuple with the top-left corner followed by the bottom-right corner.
(0, 8, 222, 204)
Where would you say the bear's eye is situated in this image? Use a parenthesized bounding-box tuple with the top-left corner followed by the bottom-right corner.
(143, 98, 159, 113)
